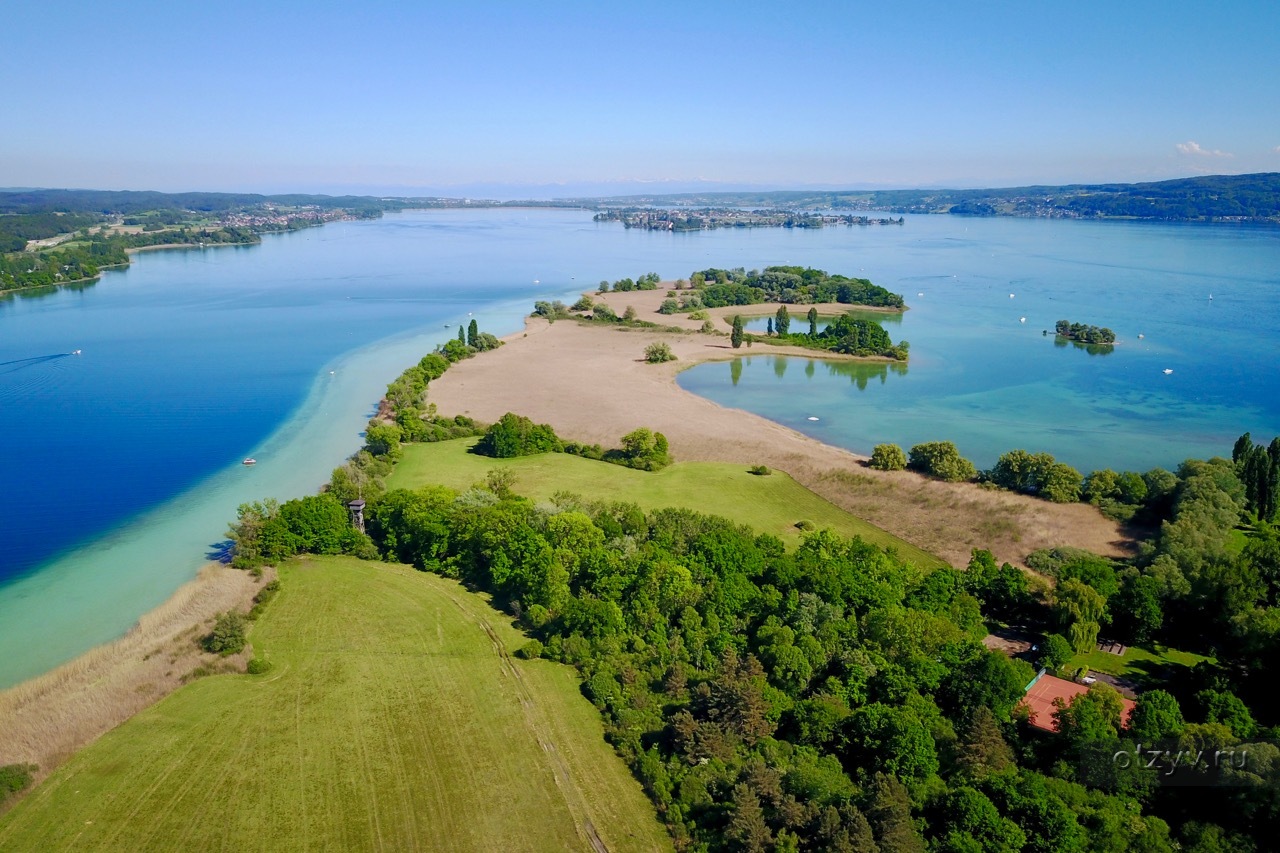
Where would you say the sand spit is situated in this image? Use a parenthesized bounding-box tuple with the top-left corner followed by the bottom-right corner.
(428, 288, 1131, 569)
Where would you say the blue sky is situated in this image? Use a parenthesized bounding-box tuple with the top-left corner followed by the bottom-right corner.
(3, 0, 1278, 196)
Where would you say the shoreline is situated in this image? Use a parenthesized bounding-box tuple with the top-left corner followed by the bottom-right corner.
(427, 286, 1131, 571)
(0, 562, 270, 791)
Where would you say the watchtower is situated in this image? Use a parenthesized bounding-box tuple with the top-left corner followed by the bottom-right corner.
(347, 499, 366, 534)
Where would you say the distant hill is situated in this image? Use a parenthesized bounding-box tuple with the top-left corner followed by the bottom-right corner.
(563, 172, 1280, 223)
(6, 173, 1280, 222)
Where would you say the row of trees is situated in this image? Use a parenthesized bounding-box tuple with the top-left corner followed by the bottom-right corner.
(596, 272, 661, 292)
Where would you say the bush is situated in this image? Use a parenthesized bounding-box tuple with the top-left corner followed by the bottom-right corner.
(869, 443, 907, 471)
(204, 611, 248, 655)
(592, 304, 618, 322)
(748, 465, 772, 476)
(515, 639, 545, 659)
(623, 305, 638, 321)
(0, 763, 36, 801)
(795, 520, 816, 531)
(908, 441, 977, 482)
(570, 294, 594, 311)
(617, 428, 671, 471)
(700, 319, 716, 334)
(246, 658, 273, 675)
(475, 413, 563, 458)
(644, 341, 677, 363)
(658, 298, 680, 314)
(688, 309, 709, 321)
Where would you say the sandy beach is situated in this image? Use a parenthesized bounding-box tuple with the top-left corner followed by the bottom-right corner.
(426, 287, 1131, 570)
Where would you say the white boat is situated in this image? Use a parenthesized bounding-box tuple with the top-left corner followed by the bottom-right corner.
(1019, 317, 1026, 323)
(1163, 369, 1173, 375)
(71, 349, 81, 355)
(807, 416, 820, 421)
(242, 458, 256, 465)
(1138, 334, 1144, 339)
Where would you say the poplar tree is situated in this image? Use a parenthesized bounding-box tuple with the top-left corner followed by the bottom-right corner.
(457, 326, 466, 346)
(731, 315, 744, 349)
(808, 306, 818, 336)
(775, 304, 790, 335)
(467, 318, 478, 347)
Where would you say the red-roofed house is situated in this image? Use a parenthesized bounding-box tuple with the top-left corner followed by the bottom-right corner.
(1020, 673, 1136, 732)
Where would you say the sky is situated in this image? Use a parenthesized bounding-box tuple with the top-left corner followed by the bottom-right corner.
(3, 0, 1279, 197)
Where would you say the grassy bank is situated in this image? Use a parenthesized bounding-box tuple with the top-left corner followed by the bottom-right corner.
(0, 556, 668, 852)
(388, 438, 946, 568)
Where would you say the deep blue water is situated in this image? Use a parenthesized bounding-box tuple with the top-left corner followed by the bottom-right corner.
(1, 208, 1278, 686)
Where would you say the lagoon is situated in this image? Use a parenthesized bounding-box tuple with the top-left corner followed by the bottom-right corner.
(1, 209, 1278, 686)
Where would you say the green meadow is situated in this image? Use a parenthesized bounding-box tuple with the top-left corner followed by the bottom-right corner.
(388, 438, 945, 568)
(0, 556, 669, 852)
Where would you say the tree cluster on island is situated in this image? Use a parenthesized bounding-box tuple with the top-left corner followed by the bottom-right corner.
(1054, 319, 1117, 345)
(735, 306, 910, 360)
(670, 265, 905, 310)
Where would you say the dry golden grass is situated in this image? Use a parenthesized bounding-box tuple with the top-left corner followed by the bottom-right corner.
(0, 562, 268, 791)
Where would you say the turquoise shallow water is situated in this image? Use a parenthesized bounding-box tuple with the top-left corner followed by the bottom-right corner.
(1, 209, 1277, 686)
(679, 220, 1280, 473)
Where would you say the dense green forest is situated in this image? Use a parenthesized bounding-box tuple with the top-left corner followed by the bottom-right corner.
(218, 324, 1280, 851)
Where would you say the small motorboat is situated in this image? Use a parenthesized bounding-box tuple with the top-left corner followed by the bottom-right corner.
(807, 416, 820, 422)
(1019, 317, 1026, 323)
(242, 458, 257, 465)
(1138, 333, 1144, 339)
(1162, 369, 1173, 375)
(71, 349, 82, 355)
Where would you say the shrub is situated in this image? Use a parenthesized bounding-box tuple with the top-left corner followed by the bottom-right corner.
(570, 294, 594, 311)
(593, 304, 618, 322)
(623, 305, 638, 321)
(795, 520, 816, 531)
(700, 319, 716, 334)
(418, 353, 450, 380)
(532, 300, 570, 320)
(617, 428, 671, 471)
(908, 441, 977, 482)
(475, 412, 563, 458)
(440, 338, 472, 362)
(204, 611, 248, 655)
(516, 639, 545, 659)
(644, 341, 677, 363)
(869, 443, 907, 471)
(748, 465, 772, 476)
(246, 658, 273, 675)
(658, 298, 680, 314)
(0, 763, 36, 801)
(688, 309, 709, 321)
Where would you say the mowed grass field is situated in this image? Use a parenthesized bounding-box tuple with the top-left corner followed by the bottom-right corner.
(389, 438, 946, 568)
(0, 556, 670, 852)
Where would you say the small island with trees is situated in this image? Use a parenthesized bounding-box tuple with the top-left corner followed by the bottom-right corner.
(1053, 319, 1116, 345)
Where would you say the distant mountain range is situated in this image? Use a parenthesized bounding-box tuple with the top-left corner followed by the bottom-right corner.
(3, 173, 1279, 223)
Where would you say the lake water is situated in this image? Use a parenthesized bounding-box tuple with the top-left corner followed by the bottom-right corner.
(2, 209, 1277, 686)
(680, 219, 1280, 474)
